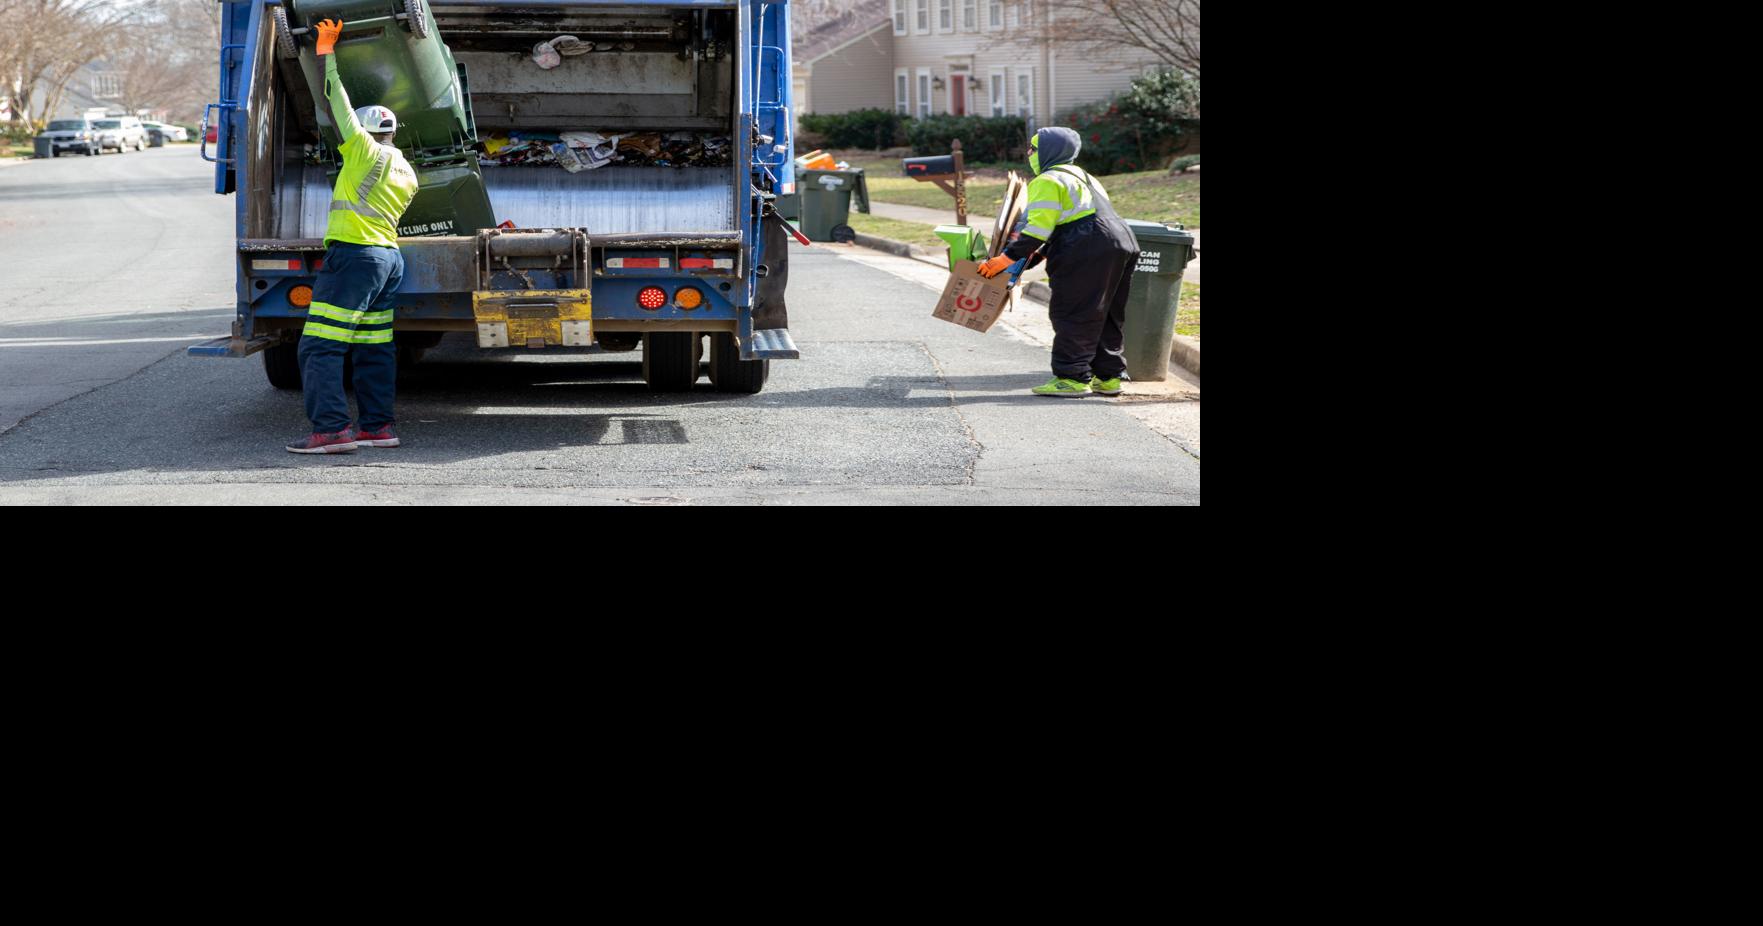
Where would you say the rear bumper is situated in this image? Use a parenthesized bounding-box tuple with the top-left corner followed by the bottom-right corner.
(208, 230, 792, 360)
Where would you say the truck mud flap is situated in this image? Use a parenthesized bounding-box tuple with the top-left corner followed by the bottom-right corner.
(752, 213, 790, 331)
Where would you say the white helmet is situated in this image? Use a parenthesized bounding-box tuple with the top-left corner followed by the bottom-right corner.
(354, 105, 397, 135)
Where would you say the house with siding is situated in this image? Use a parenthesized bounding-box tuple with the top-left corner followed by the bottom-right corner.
(799, 0, 1165, 133)
(792, 0, 895, 123)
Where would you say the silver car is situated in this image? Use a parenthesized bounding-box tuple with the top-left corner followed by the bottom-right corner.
(41, 119, 101, 156)
(93, 117, 147, 153)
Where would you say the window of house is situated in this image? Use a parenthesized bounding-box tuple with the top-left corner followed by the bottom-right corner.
(892, 0, 906, 35)
(896, 70, 910, 115)
(964, 0, 977, 29)
(916, 0, 929, 33)
(1023, 1, 1033, 24)
(938, 0, 952, 32)
(988, 0, 1002, 29)
(989, 69, 1005, 116)
(918, 69, 933, 118)
(1017, 70, 1034, 123)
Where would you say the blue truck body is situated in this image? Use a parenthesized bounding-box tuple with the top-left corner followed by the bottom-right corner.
(194, 0, 798, 389)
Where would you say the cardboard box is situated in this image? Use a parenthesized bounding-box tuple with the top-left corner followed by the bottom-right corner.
(932, 260, 1018, 333)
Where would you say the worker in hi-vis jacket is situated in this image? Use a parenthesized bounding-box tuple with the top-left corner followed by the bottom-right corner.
(979, 127, 1140, 398)
(287, 17, 422, 454)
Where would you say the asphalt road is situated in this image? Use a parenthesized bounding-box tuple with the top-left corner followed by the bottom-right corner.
(0, 147, 1199, 505)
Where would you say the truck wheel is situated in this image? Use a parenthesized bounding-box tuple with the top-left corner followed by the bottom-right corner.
(400, 0, 430, 39)
(272, 6, 298, 59)
(642, 332, 701, 392)
(263, 342, 302, 390)
(708, 332, 769, 394)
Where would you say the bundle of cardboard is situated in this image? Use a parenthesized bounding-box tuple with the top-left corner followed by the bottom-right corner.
(932, 171, 1029, 334)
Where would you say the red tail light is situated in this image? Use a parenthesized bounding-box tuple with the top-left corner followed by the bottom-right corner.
(638, 287, 667, 310)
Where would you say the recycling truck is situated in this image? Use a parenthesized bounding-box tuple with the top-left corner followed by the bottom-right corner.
(191, 0, 800, 394)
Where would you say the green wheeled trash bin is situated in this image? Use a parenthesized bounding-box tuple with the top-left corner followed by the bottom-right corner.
(797, 168, 869, 242)
(33, 136, 54, 159)
(1120, 220, 1197, 381)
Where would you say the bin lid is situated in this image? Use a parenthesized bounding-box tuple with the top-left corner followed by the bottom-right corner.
(1124, 219, 1196, 246)
(802, 169, 850, 189)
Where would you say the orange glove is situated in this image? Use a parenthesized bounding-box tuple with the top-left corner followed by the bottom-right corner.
(315, 18, 343, 56)
(978, 255, 1014, 278)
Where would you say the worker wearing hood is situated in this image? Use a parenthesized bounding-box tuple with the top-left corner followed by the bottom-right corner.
(981, 127, 1140, 397)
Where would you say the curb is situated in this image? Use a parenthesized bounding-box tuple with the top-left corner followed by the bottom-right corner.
(852, 231, 947, 269)
(853, 231, 1201, 380)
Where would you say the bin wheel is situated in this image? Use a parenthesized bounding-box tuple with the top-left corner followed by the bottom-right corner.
(272, 6, 298, 59)
(708, 332, 769, 394)
(400, 0, 430, 39)
(830, 224, 856, 243)
(263, 342, 302, 390)
(642, 332, 701, 392)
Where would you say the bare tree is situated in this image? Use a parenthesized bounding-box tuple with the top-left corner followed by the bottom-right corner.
(1014, 0, 1200, 79)
(107, 0, 216, 122)
(4, 1, 141, 127)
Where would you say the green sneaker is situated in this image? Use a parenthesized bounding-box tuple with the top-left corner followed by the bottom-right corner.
(1090, 376, 1123, 395)
(1032, 377, 1092, 397)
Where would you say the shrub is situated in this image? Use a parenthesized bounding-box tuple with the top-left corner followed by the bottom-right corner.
(1171, 155, 1201, 173)
(3, 120, 44, 144)
(1056, 69, 1199, 174)
(904, 115, 1027, 163)
(798, 108, 903, 149)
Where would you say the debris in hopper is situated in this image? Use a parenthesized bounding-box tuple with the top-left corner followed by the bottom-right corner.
(532, 34, 594, 69)
(478, 130, 734, 169)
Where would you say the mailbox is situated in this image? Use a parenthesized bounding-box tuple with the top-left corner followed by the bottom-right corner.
(903, 155, 956, 178)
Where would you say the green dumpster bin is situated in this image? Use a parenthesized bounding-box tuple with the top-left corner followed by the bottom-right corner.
(1120, 220, 1197, 381)
(33, 136, 53, 159)
(798, 168, 869, 242)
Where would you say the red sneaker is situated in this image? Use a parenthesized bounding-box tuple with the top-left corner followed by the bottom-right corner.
(355, 425, 400, 448)
(286, 429, 359, 454)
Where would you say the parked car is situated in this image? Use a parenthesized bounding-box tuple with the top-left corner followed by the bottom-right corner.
(144, 122, 190, 147)
(93, 117, 147, 153)
(40, 118, 101, 157)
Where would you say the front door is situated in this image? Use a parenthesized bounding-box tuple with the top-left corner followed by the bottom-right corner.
(951, 75, 966, 116)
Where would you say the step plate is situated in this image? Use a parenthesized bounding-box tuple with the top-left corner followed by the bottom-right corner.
(743, 327, 799, 360)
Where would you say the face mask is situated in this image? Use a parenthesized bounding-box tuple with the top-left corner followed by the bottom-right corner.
(1029, 137, 1041, 174)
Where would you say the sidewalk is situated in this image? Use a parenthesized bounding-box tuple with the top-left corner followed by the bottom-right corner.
(849, 227, 1200, 380)
(867, 200, 1200, 285)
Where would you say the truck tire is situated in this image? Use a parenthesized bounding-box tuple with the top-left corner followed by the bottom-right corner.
(272, 6, 298, 60)
(263, 342, 302, 390)
(401, 0, 430, 39)
(708, 332, 769, 394)
(642, 332, 701, 392)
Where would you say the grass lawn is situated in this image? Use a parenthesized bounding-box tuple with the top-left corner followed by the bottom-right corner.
(843, 212, 952, 251)
(1177, 282, 1200, 339)
(5, 142, 32, 159)
(831, 149, 1199, 228)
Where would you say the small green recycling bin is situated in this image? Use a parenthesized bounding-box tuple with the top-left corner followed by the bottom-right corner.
(935, 225, 987, 269)
(797, 168, 869, 241)
(1121, 220, 1197, 381)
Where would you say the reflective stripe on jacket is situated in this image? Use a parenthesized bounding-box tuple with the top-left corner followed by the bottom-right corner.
(322, 56, 419, 248)
(1020, 165, 1106, 242)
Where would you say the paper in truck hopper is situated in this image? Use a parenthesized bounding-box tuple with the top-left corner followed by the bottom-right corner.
(932, 260, 1017, 334)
